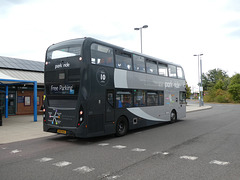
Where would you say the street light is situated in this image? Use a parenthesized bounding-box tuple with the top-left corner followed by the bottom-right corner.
(193, 54, 204, 107)
(134, 25, 148, 53)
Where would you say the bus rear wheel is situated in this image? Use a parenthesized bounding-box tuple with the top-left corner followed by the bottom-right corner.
(170, 110, 177, 123)
(115, 116, 128, 137)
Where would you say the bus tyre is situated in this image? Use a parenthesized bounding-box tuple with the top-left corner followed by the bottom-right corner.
(170, 110, 177, 123)
(115, 116, 128, 137)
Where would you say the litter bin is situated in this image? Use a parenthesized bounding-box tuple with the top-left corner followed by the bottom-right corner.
(0, 108, 2, 126)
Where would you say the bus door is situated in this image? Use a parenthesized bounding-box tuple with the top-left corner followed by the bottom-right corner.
(106, 90, 114, 122)
(179, 91, 187, 114)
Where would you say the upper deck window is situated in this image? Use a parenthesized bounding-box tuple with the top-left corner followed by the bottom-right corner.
(116, 53, 132, 70)
(146, 60, 158, 75)
(168, 65, 177, 78)
(177, 67, 185, 79)
(91, 44, 114, 67)
(133, 55, 145, 72)
(47, 46, 82, 60)
(158, 64, 168, 76)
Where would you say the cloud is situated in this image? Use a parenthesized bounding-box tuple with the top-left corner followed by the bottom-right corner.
(229, 29, 240, 38)
(225, 0, 240, 12)
(224, 19, 240, 38)
(0, 0, 32, 17)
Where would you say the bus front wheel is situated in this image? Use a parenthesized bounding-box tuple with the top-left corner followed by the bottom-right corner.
(115, 116, 128, 137)
(170, 110, 177, 123)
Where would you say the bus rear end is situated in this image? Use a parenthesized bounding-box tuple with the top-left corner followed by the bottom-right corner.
(43, 38, 87, 137)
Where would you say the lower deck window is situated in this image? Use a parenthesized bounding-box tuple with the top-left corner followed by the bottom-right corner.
(147, 92, 158, 106)
(114, 89, 165, 108)
(134, 90, 146, 106)
(116, 91, 132, 108)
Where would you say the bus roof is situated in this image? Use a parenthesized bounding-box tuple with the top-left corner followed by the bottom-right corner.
(48, 37, 182, 67)
(84, 37, 182, 68)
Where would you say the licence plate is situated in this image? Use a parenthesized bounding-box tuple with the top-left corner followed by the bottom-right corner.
(57, 129, 66, 134)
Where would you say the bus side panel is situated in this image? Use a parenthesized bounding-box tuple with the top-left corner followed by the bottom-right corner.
(87, 65, 115, 136)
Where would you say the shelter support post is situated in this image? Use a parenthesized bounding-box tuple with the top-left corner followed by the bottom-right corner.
(5, 85, 8, 118)
(33, 81, 37, 122)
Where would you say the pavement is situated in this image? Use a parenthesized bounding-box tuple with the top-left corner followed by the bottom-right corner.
(0, 103, 212, 144)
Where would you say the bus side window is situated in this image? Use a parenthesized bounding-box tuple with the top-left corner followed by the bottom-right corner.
(159, 91, 164, 105)
(115, 53, 132, 70)
(116, 91, 132, 108)
(147, 91, 158, 106)
(158, 64, 168, 76)
(168, 65, 177, 78)
(91, 43, 114, 67)
(133, 55, 145, 73)
(134, 90, 146, 107)
(177, 67, 185, 79)
(146, 60, 158, 75)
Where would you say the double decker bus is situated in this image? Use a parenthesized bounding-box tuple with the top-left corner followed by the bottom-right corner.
(43, 37, 186, 138)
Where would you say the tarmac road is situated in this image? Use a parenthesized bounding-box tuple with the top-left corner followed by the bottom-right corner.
(1, 103, 240, 180)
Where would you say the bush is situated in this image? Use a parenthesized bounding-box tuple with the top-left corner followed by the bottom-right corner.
(228, 84, 240, 103)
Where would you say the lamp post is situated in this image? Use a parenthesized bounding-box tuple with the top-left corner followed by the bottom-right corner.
(194, 54, 204, 107)
(134, 25, 148, 53)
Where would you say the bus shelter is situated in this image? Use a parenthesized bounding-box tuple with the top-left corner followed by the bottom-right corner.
(0, 74, 38, 122)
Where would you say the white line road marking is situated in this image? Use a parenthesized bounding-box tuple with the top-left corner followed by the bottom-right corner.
(107, 175, 121, 180)
(131, 148, 146, 152)
(98, 172, 111, 179)
(162, 152, 170, 155)
(53, 161, 72, 167)
(180, 155, 198, 160)
(98, 143, 110, 146)
(1, 147, 7, 150)
(36, 157, 54, 162)
(73, 166, 95, 173)
(209, 160, 230, 166)
(112, 145, 127, 149)
(10, 149, 22, 154)
(153, 151, 169, 155)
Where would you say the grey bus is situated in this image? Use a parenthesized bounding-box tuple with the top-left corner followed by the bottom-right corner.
(43, 37, 186, 138)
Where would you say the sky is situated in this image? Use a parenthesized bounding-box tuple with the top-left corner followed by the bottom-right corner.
(1, 0, 240, 91)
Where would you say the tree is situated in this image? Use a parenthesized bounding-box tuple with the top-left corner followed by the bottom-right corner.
(202, 68, 229, 91)
(185, 81, 191, 99)
(228, 74, 240, 102)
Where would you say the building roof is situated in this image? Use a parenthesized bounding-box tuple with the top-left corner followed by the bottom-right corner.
(0, 56, 44, 85)
(0, 56, 44, 72)
(0, 69, 44, 85)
